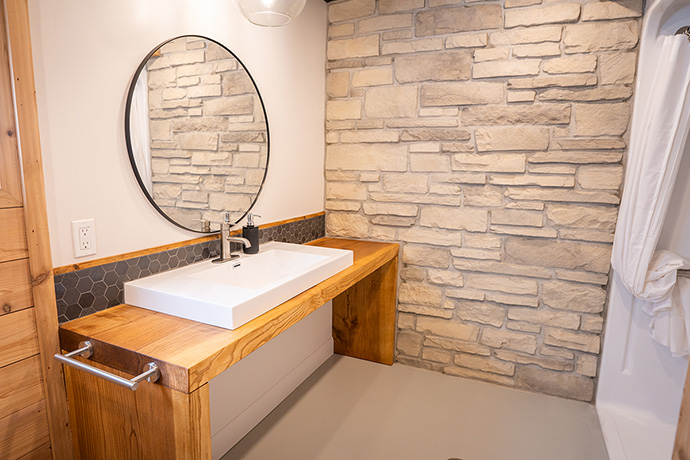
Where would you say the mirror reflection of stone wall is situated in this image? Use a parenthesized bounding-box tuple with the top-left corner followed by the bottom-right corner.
(146, 37, 268, 228)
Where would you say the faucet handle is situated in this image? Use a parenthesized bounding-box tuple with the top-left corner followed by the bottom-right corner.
(246, 213, 261, 227)
(192, 219, 211, 232)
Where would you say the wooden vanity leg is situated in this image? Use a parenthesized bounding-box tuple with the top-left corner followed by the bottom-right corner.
(64, 360, 211, 460)
(332, 255, 398, 365)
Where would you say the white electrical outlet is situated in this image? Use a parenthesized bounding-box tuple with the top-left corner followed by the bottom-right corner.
(71, 219, 97, 258)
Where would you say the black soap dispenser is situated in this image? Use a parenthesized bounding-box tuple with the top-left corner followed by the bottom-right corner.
(242, 213, 261, 254)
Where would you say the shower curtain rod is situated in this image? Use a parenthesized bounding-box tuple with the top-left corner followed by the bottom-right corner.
(675, 26, 690, 40)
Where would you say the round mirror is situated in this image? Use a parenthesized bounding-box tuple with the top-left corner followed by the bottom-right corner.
(125, 35, 269, 233)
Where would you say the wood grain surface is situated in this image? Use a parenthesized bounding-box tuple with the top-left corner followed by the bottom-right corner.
(60, 238, 399, 393)
(5, 0, 73, 456)
(333, 255, 397, 365)
(65, 360, 210, 460)
(0, 207, 28, 263)
(0, 355, 44, 420)
(0, 308, 40, 368)
(0, 258, 33, 316)
(0, 0, 21, 210)
(0, 399, 49, 459)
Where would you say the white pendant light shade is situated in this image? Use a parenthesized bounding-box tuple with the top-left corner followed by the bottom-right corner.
(232, 0, 307, 27)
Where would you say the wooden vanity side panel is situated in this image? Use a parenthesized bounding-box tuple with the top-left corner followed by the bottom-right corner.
(333, 255, 398, 365)
(65, 360, 211, 460)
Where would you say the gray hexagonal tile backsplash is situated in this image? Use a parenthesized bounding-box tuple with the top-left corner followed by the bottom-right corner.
(55, 214, 325, 323)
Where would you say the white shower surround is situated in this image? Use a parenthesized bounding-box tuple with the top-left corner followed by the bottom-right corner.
(597, 0, 690, 458)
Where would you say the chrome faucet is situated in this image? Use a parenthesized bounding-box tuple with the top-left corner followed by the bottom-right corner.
(212, 212, 252, 263)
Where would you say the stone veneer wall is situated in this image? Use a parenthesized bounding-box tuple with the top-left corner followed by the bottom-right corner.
(324, 0, 641, 401)
(146, 37, 268, 227)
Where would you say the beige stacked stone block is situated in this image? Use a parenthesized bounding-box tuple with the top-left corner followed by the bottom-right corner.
(489, 174, 574, 187)
(473, 47, 510, 62)
(574, 103, 630, 136)
(397, 332, 423, 356)
(365, 86, 417, 118)
(420, 206, 488, 232)
(489, 25, 562, 46)
(326, 144, 408, 171)
(545, 204, 617, 231)
(352, 68, 393, 87)
(505, 0, 541, 7)
(417, 317, 479, 341)
(452, 153, 525, 172)
(564, 21, 639, 53)
(495, 350, 574, 372)
(327, 100, 362, 120)
(543, 55, 597, 74)
(578, 165, 624, 190)
(359, 14, 412, 34)
(473, 59, 541, 78)
(455, 353, 514, 375)
(421, 82, 504, 106)
(480, 327, 538, 354)
(328, 0, 375, 23)
(327, 36, 380, 60)
(504, 3, 581, 29)
(325, 0, 639, 402)
(329, 23, 355, 39)
(445, 32, 488, 49)
(581, 0, 642, 21)
(428, 269, 464, 286)
(542, 280, 606, 313)
(379, 0, 424, 14)
(508, 74, 598, 89)
(463, 104, 570, 125)
(415, 5, 502, 37)
(381, 38, 443, 55)
(505, 237, 612, 273)
(507, 91, 536, 103)
(475, 127, 549, 152)
(539, 87, 633, 102)
(399, 283, 444, 307)
(600, 53, 637, 85)
(544, 327, 600, 353)
(456, 301, 506, 327)
(466, 273, 538, 296)
(326, 213, 369, 238)
(395, 52, 472, 83)
(516, 366, 594, 401)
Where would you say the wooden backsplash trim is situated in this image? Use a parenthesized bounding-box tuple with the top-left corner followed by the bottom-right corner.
(53, 212, 325, 275)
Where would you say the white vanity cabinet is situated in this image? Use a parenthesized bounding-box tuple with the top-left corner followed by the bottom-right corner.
(210, 301, 333, 458)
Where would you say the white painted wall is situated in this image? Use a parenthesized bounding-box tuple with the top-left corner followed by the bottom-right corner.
(27, 0, 327, 267)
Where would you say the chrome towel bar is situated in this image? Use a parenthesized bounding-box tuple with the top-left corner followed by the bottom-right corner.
(54, 341, 160, 391)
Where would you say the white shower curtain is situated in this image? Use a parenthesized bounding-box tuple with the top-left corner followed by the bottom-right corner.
(611, 34, 690, 356)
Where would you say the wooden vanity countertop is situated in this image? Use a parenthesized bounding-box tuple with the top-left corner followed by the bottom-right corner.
(58, 238, 399, 394)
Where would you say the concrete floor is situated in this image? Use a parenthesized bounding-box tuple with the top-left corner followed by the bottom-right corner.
(224, 355, 609, 460)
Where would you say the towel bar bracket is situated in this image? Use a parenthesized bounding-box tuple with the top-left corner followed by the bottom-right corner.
(54, 341, 160, 391)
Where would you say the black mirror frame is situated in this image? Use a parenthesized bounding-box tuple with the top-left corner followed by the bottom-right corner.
(124, 34, 270, 234)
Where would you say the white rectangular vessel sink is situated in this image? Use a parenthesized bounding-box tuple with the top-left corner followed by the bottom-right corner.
(124, 241, 353, 329)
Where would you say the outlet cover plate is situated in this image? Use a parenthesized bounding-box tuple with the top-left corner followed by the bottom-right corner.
(71, 219, 96, 258)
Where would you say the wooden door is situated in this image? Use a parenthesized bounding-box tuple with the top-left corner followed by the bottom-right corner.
(0, 0, 72, 458)
(0, 33, 51, 460)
